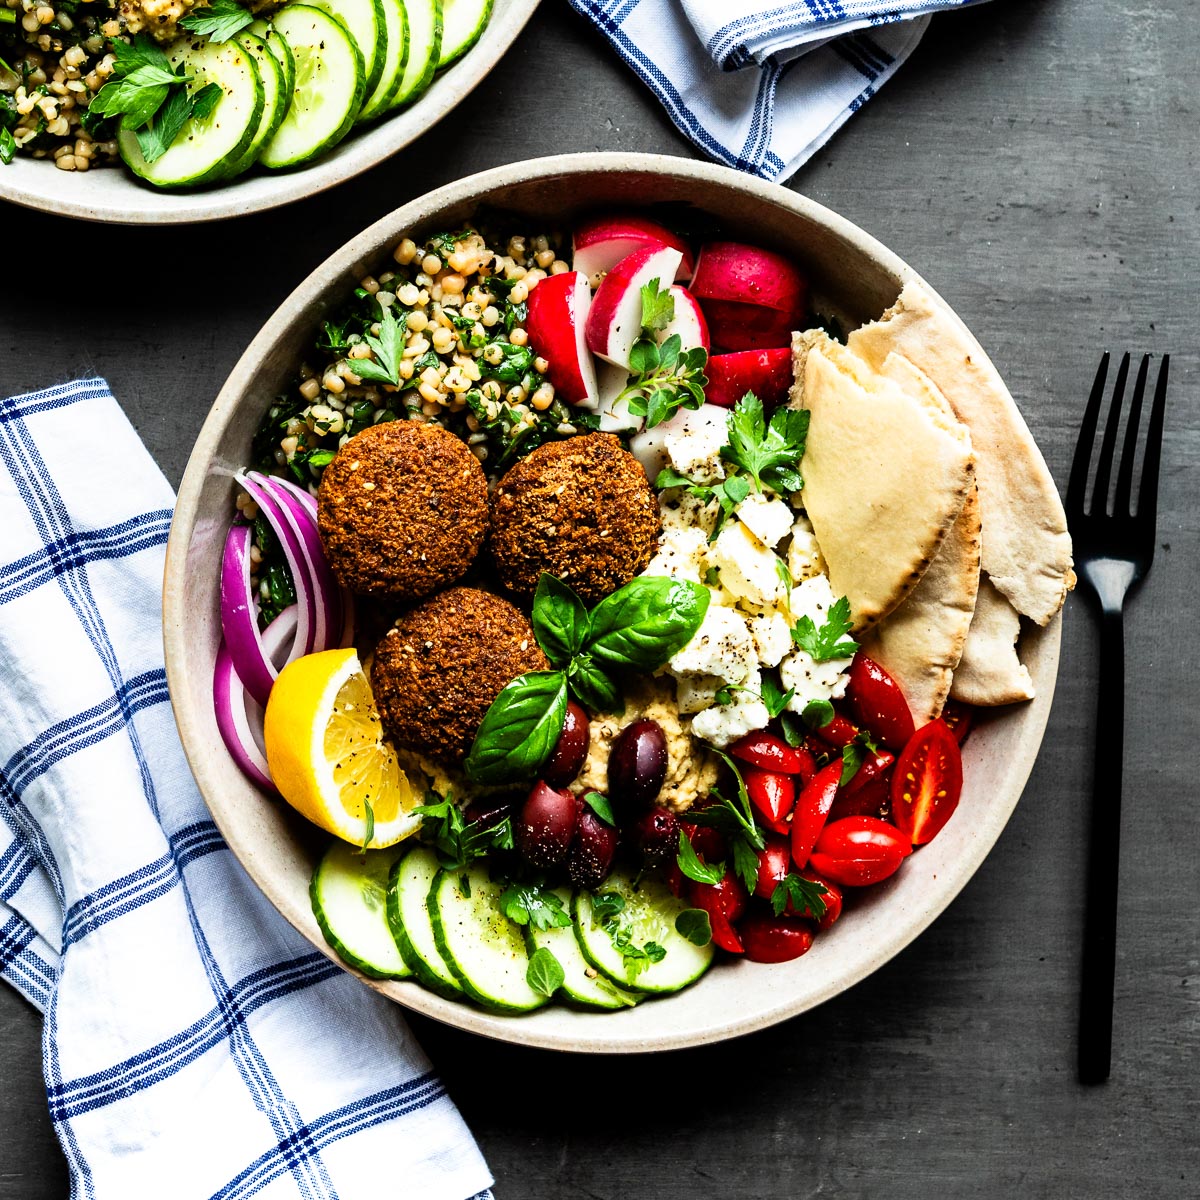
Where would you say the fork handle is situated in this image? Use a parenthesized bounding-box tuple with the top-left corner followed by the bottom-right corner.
(1078, 604, 1125, 1084)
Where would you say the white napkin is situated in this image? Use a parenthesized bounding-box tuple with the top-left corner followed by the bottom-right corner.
(568, 0, 989, 181)
(0, 379, 493, 1200)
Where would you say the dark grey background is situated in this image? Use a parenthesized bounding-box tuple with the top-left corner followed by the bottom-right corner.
(2, 0, 1197, 1195)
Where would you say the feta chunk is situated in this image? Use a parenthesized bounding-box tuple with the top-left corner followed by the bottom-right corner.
(692, 674, 771, 748)
(664, 410, 728, 485)
(711, 520, 786, 608)
(748, 609, 793, 668)
(789, 573, 840, 627)
(735, 491, 794, 550)
(779, 575, 854, 708)
(642, 525, 709, 585)
(667, 602, 754, 685)
(631, 404, 729, 484)
(673, 673, 725, 715)
(659, 489, 720, 536)
(787, 513, 827, 582)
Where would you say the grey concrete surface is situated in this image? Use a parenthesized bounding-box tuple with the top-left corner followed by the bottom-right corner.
(2, 0, 1198, 1196)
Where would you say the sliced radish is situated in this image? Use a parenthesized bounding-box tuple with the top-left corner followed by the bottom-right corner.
(661, 285, 710, 352)
(706, 348, 795, 408)
(690, 241, 808, 315)
(525, 270, 599, 406)
(584, 244, 685, 369)
(573, 214, 694, 289)
(700, 299, 797, 352)
(595, 361, 641, 433)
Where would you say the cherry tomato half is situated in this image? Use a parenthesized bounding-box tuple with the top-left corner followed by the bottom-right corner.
(681, 820, 726, 864)
(799, 869, 843, 930)
(790, 759, 842, 869)
(890, 719, 963, 845)
(807, 816, 913, 887)
(688, 875, 748, 954)
(729, 730, 808, 775)
(842, 749, 895, 796)
(811, 711, 860, 749)
(744, 767, 795, 834)
(828, 773, 891, 822)
(753, 836, 791, 901)
(940, 699, 974, 745)
(738, 911, 815, 963)
(846, 654, 917, 749)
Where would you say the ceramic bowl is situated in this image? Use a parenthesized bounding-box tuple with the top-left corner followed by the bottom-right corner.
(0, 0, 540, 225)
(164, 152, 1061, 1052)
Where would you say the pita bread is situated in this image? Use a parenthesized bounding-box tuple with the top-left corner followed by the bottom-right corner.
(861, 485, 982, 724)
(848, 280, 1073, 626)
(790, 330, 974, 630)
(950, 576, 1035, 705)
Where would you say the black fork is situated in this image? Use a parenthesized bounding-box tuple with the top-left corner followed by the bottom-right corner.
(1066, 352, 1169, 1085)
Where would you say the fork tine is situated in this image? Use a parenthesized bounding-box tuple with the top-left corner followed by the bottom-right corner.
(1136, 354, 1169, 522)
(1067, 352, 1110, 514)
(1091, 353, 1130, 516)
(1113, 355, 1150, 517)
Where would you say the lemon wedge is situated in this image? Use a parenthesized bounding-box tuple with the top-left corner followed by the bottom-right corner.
(263, 648, 422, 849)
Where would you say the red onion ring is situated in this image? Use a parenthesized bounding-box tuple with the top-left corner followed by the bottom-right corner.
(219, 524, 277, 708)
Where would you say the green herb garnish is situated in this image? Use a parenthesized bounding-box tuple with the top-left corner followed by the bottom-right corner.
(349, 304, 407, 387)
(790, 595, 858, 663)
(675, 830, 725, 886)
(413, 793, 513, 869)
(179, 0, 255, 42)
(720, 392, 809, 495)
(499, 882, 572, 931)
(582, 792, 616, 827)
(526, 947, 565, 998)
(674, 908, 713, 947)
(771, 874, 828, 919)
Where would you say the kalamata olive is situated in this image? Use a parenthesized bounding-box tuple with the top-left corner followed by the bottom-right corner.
(516, 781, 579, 868)
(632, 806, 680, 867)
(464, 794, 518, 830)
(566, 807, 619, 889)
(542, 700, 590, 786)
(607, 718, 668, 811)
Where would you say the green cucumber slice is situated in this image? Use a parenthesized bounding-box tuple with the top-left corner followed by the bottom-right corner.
(387, 0, 440, 109)
(260, 5, 365, 170)
(229, 31, 287, 176)
(386, 846, 462, 998)
(526, 888, 638, 1011)
(358, 0, 409, 120)
(118, 38, 264, 189)
(311, 840, 412, 979)
(437, 0, 491, 68)
(249, 19, 296, 102)
(573, 868, 714, 995)
(429, 862, 548, 1013)
(305, 0, 386, 102)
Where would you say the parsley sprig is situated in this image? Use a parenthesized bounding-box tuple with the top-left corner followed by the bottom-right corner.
(349, 304, 407, 387)
(590, 892, 667, 979)
(771, 873, 829, 919)
(179, 0, 255, 42)
(682, 753, 766, 893)
(720, 392, 810, 494)
(654, 466, 750, 543)
(499, 881, 572, 932)
(790, 594, 859, 663)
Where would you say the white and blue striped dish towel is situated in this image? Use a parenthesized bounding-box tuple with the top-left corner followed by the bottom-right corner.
(0, 379, 493, 1200)
(567, 0, 989, 181)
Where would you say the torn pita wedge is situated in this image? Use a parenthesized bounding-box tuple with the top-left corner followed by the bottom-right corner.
(848, 280, 1073, 626)
(950, 576, 1036, 705)
(861, 485, 982, 724)
(790, 329, 975, 630)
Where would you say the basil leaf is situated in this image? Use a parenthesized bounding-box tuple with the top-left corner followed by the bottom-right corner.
(463, 670, 568, 784)
(532, 573, 590, 666)
(676, 830, 724, 886)
(567, 655, 623, 714)
(585, 577, 710, 671)
(582, 791, 615, 827)
(674, 908, 713, 947)
(526, 947, 565, 998)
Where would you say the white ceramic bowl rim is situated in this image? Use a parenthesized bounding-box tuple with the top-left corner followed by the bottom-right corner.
(165, 152, 1061, 1053)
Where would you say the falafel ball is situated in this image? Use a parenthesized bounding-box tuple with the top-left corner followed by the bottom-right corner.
(317, 421, 488, 600)
(489, 433, 660, 604)
(371, 587, 549, 763)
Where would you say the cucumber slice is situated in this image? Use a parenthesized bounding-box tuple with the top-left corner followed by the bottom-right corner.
(118, 38, 264, 189)
(358, 0, 409, 121)
(437, 0, 491, 68)
(430, 862, 548, 1013)
(311, 840, 412, 979)
(249, 19, 296, 102)
(260, 5, 365, 170)
(229, 31, 287, 177)
(526, 888, 638, 1011)
(386, 846, 462, 998)
(305, 0, 386, 101)
(387, 0, 441, 109)
(573, 868, 714, 995)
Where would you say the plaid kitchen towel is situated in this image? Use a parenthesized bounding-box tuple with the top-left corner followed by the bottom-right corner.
(0, 378, 493, 1200)
(567, 0, 990, 181)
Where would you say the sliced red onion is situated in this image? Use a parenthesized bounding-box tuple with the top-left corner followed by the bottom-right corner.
(220, 524, 277, 708)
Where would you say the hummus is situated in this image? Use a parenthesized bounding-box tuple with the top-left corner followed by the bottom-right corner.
(574, 676, 718, 814)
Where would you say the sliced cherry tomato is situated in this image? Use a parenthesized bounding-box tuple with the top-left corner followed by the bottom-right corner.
(890, 719, 963, 845)
(688, 875, 748, 954)
(842, 749, 895, 796)
(729, 730, 807, 775)
(807, 816, 913, 886)
(738, 911, 815, 963)
(753, 836, 791, 900)
(681, 820, 726, 864)
(846, 654, 917, 749)
(940, 699, 974, 745)
(828, 773, 891, 822)
(788, 740, 818, 786)
(811, 711, 860, 749)
(790, 759, 842, 869)
(799, 869, 843, 930)
(744, 767, 795, 834)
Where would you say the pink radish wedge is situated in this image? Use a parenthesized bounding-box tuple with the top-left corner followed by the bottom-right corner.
(584, 244, 685, 369)
(661, 286, 710, 352)
(700, 300, 797, 352)
(690, 241, 808, 315)
(524, 270, 598, 406)
(705, 348, 794, 409)
(573, 214, 694, 288)
(595, 361, 641, 433)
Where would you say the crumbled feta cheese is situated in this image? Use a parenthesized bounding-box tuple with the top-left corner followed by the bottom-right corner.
(789, 573, 839, 627)
(711, 520, 786, 608)
(735, 491, 794, 549)
(787, 513, 827, 582)
(779, 575, 853, 708)
(665, 412, 727, 485)
(673, 673, 725, 715)
(668, 602, 754, 685)
(642, 525, 709, 585)
(749, 609, 793, 668)
(692, 675, 771, 747)
(659, 489, 720, 536)
(630, 404, 728, 483)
